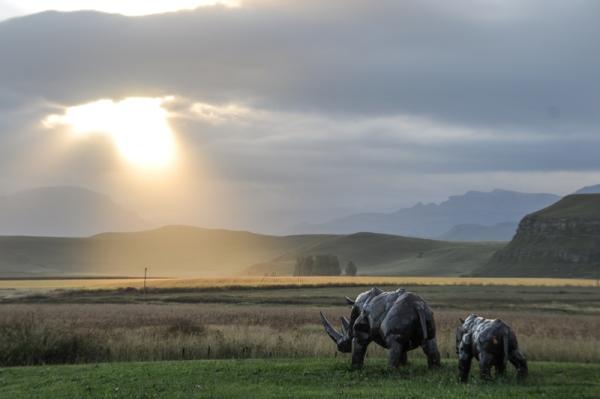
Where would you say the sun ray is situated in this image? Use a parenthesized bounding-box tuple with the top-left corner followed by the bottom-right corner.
(44, 97, 176, 169)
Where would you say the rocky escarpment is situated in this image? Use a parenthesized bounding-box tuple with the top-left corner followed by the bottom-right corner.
(475, 195, 600, 278)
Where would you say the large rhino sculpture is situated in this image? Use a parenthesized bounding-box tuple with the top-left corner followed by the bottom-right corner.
(456, 314, 528, 382)
(320, 287, 441, 369)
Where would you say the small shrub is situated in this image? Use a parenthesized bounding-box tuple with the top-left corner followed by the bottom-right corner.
(166, 318, 206, 336)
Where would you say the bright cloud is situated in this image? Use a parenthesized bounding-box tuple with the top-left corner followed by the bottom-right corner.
(44, 97, 176, 169)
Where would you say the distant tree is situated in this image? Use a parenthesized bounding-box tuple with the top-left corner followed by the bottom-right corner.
(294, 256, 315, 276)
(345, 261, 357, 276)
(294, 254, 341, 276)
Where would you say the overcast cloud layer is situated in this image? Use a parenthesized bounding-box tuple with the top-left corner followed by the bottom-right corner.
(1, 0, 600, 232)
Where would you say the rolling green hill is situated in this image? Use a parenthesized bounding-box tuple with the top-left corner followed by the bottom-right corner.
(247, 232, 504, 276)
(475, 195, 600, 278)
(0, 226, 502, 278)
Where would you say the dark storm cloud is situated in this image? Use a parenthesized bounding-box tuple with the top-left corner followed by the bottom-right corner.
(1, 0, 599, 129)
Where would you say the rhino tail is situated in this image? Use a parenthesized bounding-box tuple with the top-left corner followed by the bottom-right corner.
(416, 307, 428, 341)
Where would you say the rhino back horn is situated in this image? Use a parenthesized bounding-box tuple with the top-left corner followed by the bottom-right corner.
(340, 316, 350, 334)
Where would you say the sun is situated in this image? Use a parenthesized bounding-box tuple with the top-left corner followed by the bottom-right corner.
(45, 97, 176, 169)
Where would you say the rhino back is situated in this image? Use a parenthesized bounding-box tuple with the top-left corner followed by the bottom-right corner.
(363, 289, 406, 328)
(370, 291, 431, 345)
(467, 317, 511, 354)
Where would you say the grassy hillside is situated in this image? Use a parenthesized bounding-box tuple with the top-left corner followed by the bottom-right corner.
(2, 359, 599, 399)
(0, 227, 329, 277)
(247, 232, 504, 276)
(0, 227, 502, 278)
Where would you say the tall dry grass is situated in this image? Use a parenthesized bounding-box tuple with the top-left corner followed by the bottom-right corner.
(0, 303, 598, 366)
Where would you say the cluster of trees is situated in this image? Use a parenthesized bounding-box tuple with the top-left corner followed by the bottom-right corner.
(345, 261, 357, 276)
(293, 255, 358, 276)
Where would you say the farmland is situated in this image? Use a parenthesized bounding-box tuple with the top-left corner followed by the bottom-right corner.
(1, 277, 599, 398)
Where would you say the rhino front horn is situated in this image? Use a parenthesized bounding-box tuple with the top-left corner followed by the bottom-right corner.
(320, 311, 343, 343)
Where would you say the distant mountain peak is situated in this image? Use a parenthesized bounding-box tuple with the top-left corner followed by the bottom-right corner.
(289, 188, 560, 239)
(574, 184, 600, 195)
(0, 185, 148, 237)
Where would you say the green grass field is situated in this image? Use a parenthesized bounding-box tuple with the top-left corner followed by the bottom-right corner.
(2, 359, 599, 399)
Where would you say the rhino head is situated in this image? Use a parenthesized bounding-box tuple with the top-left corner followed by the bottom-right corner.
(319, 296, 356, 353)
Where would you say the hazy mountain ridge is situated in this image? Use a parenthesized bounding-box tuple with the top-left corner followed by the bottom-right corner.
(0, 186, 148, 237)
(436, 222, 518, 242)
(574, 184, 600, 194)
(291, 189, 560, 240)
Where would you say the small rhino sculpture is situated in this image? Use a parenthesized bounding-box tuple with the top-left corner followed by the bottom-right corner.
(320, 287, 441, 369)
(456, 314, 528, 382)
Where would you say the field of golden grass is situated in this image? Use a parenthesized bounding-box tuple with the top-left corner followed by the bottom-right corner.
(1, 275, 597, 292)
(1, 303, 599, 366)
(1, 276, 598, 367)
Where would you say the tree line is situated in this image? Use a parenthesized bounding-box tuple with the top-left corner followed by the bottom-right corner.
(293, 255, 357, 276)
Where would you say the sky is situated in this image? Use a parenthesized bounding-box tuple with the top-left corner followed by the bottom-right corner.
(1, 0, 600, 233)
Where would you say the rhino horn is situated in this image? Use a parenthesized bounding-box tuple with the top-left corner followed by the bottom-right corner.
(340, 316, 350, 334)
(320, 311, 343, 343)
(344, 296, 355, 306)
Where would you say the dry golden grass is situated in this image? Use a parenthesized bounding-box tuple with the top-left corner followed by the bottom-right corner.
(1, 276, 597, 292)
(143, 276, 599, 288)
(1, 303, 599, 366)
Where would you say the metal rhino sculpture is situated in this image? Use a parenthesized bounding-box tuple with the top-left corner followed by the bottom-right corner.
(320, 287, 441, 369)
(456, 314, 528, 382)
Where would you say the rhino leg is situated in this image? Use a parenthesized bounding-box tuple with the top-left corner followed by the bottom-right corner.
(421, 338, 441, 369)
(495, 361, 506, 376)
(387, 336, 406, 368)
(479, 351, 494, 381)
(509, 350, 528, 380)
(351, 338, 369, 369)
(458, 350, 472, 383)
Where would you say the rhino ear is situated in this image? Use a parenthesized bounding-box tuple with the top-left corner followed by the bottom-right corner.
(345, 296, 355, 306)
(459, 318, 465, 324)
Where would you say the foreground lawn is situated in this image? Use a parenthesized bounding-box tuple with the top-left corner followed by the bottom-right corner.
(1, 359, 599, 398)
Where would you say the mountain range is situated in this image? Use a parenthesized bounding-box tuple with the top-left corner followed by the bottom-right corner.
(0, 186, 148, 237)
(1, 185, 598, 240)
(574, 184, 600, 195)
(290, 189, 562, 241)
(1, 185, 598, 278)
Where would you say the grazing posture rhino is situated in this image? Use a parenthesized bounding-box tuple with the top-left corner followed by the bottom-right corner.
(456, 314, 528, 382)
(320, 287, 441, 369)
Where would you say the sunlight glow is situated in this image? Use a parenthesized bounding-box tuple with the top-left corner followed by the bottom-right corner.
(44, 97, 176, 169)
